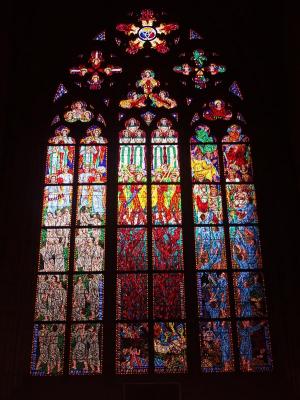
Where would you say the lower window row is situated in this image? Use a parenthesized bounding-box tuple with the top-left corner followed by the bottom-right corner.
(31, 319, 272, 376)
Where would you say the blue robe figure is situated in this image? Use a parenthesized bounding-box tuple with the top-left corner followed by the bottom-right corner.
(237, 273, 252, 317)
(197, 227, 223, 269)
(251, 279, 263, 300)
(214, 322, 231, 367)
(250, 277, 264, 316)
(205, 299, 220, 318)
(201, 274, 218, 318)
(234, 228, 259, 269)
(239, 323, 262, 363)
(154, 356, 164, 368)
(233, 201, 255, 223)
(210, 240, 222, 268)
(215, 274, 228, 314)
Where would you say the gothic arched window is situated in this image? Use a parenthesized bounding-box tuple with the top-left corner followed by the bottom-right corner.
(31, 9, 272, 376)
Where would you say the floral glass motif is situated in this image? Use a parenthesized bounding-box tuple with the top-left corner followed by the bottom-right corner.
(154, 322, 187, 373)
(72, 274, 104, 321)
(117, 228, 148, 271)
(152, 227, 183, 270)
(199, 321, 234, 372)
(116, 9, 178, 54)
(116, 323, 149, 374)
(195, 227, 226, 270)
(39, 229, 70, 272)
(70, 323, 103, 375)
(31, 324, 65, 376)
(173, 49, 226, 89)
(119, 70, 177, 109)
(70, 50, 122, 90)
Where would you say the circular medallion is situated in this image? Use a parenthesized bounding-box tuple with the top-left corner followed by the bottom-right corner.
(138, 27, 157, 41)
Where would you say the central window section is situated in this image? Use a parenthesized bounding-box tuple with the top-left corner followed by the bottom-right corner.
(115, 117, 187, 374)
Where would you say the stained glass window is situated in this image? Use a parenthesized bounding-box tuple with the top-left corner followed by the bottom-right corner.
(191, 123, 272, 372)
(31, 125, 106, 375)
(32, 8, 272, 377)
(115, 116, 186, 374)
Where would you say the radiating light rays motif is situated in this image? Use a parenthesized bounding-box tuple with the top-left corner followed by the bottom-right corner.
(116, 9, 178, 54)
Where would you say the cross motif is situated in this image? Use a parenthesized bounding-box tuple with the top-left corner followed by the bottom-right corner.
(70, 51, 122, 90)
(173, 49, 226, 89)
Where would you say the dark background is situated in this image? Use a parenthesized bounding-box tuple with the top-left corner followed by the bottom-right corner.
(1, 1, 298, 399)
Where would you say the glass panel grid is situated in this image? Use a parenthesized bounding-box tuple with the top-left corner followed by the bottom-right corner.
(32, 136, 108, 376)
(190, 129, 272, 374)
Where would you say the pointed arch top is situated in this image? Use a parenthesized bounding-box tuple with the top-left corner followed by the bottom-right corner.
(31, 8, 272, 377)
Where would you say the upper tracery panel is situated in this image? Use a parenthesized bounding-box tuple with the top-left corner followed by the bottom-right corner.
(49, 8, 246, 142)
